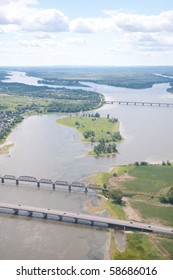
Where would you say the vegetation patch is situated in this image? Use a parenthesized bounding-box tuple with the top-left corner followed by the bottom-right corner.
(131, 202, 173, 226)
(113, 233, 164, 260)
(0, 143, 14, 154)
(159, 238, 173, 259)
(57, 114, 122, 155)
(122, 165, 173, 194)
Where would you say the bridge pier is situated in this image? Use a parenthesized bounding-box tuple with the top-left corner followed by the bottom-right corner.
(85, 187, 88, 193)
(13, 209, 19, 215)
(28, 211, 33, 217)
(53, 184, 55, 190)
(69, 185, 71, 192)
(16, 179, 19, 185)
(37, 182, 40, 188)
(43, 213, 47, 219)
(1, 177, 4, 183)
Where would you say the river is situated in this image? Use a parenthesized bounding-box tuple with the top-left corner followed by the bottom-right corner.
(0, 71, 173, 259)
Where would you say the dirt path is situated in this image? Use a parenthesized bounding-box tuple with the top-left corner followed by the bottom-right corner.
(122, 197, 142, 222)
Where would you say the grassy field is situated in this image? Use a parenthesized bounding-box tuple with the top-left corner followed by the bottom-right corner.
(57, 115, 119, 142)
(113, 233, 164, 260)
(122, 165, 173, 194)
(132, 202, 173, 226)
(158, 238, 173, 258)
(92, 164, 173, 259)
(0, 95, 51, 110)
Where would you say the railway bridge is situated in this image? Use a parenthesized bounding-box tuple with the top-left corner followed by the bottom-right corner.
(0, 174, 106, 193)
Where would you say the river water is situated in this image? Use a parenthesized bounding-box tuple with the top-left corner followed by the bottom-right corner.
(0, 71, 173, 259)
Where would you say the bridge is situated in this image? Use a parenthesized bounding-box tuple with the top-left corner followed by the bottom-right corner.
(0, 202, 172, 235)
(105, 100, 173, 107)
(0, 174, 106, 193)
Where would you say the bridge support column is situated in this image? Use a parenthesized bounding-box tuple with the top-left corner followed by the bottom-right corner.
(28, 211, 32, 217)
(16, 179, 19, 185)
(53, 184, 55, 190)
(85, 187, 88, 193)
(37, 182, 40, 188)
(69, 185, 71, 192)
(13, 209, 19, 215)
(1, 177, 4, 183)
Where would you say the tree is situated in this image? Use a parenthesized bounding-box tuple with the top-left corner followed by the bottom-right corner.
(108, 189, 123, 205)
(167, 187, 173, 204)
(95, 112, 100, 118)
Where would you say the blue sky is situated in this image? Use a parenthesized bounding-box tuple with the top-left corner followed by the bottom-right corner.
(0, 0, 173, 66)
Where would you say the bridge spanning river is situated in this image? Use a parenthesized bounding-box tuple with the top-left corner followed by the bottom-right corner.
(105, 100, 173, 107)
(0, 202, 172, 235)
(0, 174, 105, 193)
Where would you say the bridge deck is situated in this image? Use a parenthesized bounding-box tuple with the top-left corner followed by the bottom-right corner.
(0, 202, 172, 235)
(105, 100, 173, 107)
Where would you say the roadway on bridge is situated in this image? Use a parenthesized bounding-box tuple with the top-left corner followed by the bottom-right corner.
(0, 202, 172, 235)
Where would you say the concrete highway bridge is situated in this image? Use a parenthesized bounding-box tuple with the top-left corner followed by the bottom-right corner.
(0, 202, 172, 235)
(105, 100, 173, 107)
(0, 174, 106, 193)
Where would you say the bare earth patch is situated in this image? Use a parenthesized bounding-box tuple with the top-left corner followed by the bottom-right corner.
(122, 197, 142, 222)
(109, 173, 134, 189)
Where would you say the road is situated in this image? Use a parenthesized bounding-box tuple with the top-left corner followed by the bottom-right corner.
(0, 202, 172, 235)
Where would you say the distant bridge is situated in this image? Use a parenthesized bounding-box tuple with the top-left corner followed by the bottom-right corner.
(0, 174, 107, 193)
(105, 100, 173, 107)
(0, 202, 172, 235)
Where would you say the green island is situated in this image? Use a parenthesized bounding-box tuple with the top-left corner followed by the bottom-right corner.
(88, 162, 173, 259)
(56, 113, 122, 155)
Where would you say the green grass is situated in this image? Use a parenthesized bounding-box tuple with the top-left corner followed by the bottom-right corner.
(56, 116, 119, 142)
(0, 95, 52, 111)
(106, 200, 126, 220)
(93, 171, 112, 187)
(123, 165, 173, 193)
(132, 202, 173, 226)
(159, 238, 173, 258)
(113, 233, 164, 260)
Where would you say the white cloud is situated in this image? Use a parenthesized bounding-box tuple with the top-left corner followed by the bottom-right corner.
(0, 0, 38, 6)
(104, 10, 173, 33)
(22, 9, 69, 32)
(18, 39, 41, 47)
(64, 37, 86, 46)
(70, 18, 97, 33)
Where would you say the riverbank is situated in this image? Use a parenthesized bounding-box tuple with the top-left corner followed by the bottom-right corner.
(0, 143, 14, 155)
(90, 163, 173, 259)
(56, 115, 122, 156)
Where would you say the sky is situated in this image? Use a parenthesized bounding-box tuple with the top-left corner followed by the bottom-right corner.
(0, 0, 173, 66)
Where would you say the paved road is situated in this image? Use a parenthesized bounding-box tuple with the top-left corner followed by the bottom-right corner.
(0, 202, 172, 235)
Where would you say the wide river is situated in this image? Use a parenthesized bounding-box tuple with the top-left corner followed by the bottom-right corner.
(0, 71, 173, 259)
